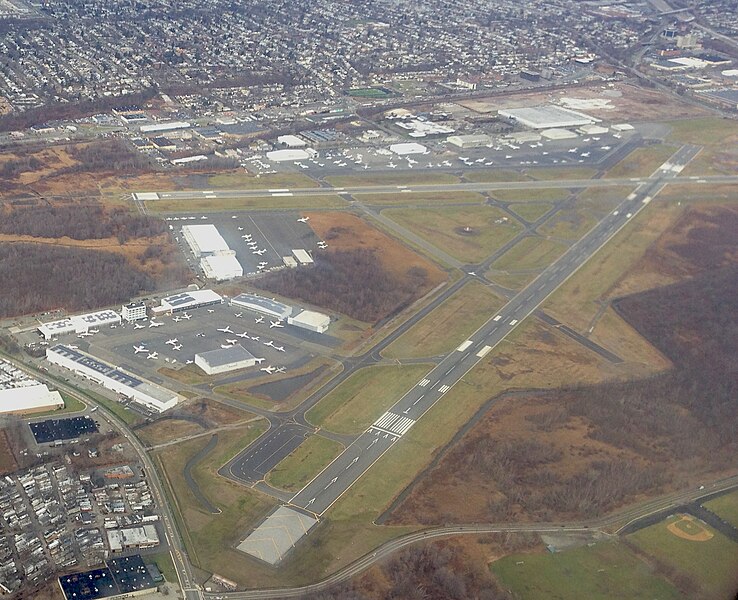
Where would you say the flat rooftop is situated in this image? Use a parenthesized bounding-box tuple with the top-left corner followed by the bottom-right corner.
(197, 344, 255, 368)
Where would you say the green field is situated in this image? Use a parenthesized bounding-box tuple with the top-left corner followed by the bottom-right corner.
(306, 364, 432, 434)
(486, 269, 537, 290)
(578, 186, 636, 212)
(493, 236, 569, 271)
(526, 166, 598, 180)
(347, 87, 392, 98)
(704, 491, 738, 529)
(463, 169, 530, 183)
(383, 281, 503, 359)
(491, 188, 570, 203)
(491, 541, 685, 600)
(267, 435, 344, 492)
(509, 202, 553, 222)
(628, 515, 738, 599)
(666, 117, 738, 146)
(326, 171, 459, 188)
(383, 205, 523, 263)
(146, 194, 346, 213)
(148, 551, 177, 584)
(208, 172, 319, 189)
(357, 190, 486, 205)
(604, 144, 678, 179)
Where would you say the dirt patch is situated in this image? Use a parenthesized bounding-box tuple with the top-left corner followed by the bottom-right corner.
(0, 429, 18, 476)
(178, 397, 251, 426)
(668, 515, 713, 542)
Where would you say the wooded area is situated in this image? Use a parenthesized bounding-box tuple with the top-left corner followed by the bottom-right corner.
(255, 249, 431, 323)
(0, 244, 155, 318)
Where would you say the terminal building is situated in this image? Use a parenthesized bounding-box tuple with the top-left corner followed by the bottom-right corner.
(152, 289, 223, 315)
(38, 309, 122, 340)
(195, 345, 257, 375)
(46, 345, 180, 413)
(230, 293, 292, 320)
(181, 224, 243, 281)
(288, 310, 330, 334)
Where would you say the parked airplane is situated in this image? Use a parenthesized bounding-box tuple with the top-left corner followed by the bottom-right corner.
(172, 344, 182, 351)
(221, 344, 234, 349)
(134, 323, 145, 330)
(172, 316, 181, 322)
(165, 338, 178, 346)
(263, 340, 275, 348)
(275, 366, 286, 374)
(237, 331, 250, 338)
(133, 345, 147, 354)
(254, 357, 265, 364)
(253, 249, 267, 256)
(238, 226, 244, 231)
(186, 359, 194, 365)
(181, 313, 192, 320)
(269, 320, 284, 329)
(317, 241, 328, 249)
(146, 352, 158, 360)
(207, 309, 215, 313)
(226, 339, 238, 345)
(275, 346, 285, 353)
(258, 262, 268, 268)
(297, 216, 310, 223)
(217, 326, 233, 334)
(260, 366, 276, 374)
(254, 316, 265, 324)
(149, 321, 163, 328)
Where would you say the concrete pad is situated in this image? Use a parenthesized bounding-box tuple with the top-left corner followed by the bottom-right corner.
(236, 505, 318, 565)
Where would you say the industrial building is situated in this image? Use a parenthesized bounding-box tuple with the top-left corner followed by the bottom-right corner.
(107, 525, 159, 552)
(58, 555, 157, 600)
(292, 249, 314, 265)
(230, 294, 292, 319)
(277, 134, 307, 147)
(139, 120, 191, 133)
(200, 254, 243, 281)
(446, 134, 492, 148)
(38, 310, 122, 340)
(389, 142, 428, 155)
(152, 289, 223, 314)
(121, 302, 147, 322)
(266, 148, 314, 162)
(0, 384, 64, 415)
(288, 310, 330, 334)
(498, 105, 596, 129)
(195, 345, 257, 375)
(182, 224, 243, 281)
(46, 345, 180, 413)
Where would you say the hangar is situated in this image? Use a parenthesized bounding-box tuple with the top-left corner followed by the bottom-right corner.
(195, 345, 257, 375)
(46, 345, 180, 413)
(389, 142, 428, 155)
(152, 289, 223, 314)
(0, 384, 64, 415)
(182, 224, 230, 257)
(200, 254, 243, 281)
(498, 105, 596, 129)
(266, 148, 314, 162)
(288, 310, 330, 333)
(447, 134, 492, 148)
(230, 293, 292, 320)
(38, 309, 122, 340)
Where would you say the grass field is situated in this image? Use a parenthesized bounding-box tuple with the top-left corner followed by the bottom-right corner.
(493, 236, 569, 272)
(347, 87, 392, 98)
(463, 169, 530, 183)
(604, 144, 678, 179)
(266, 435, 344, 492)
(526, 166, 598, 180)
(148, 551, 177, 584)
(155, 421, 274, 584)
(86, 390, 142, 426)
(383, 281, 504, 359)
(704, 491, 738, 529)
(666, 117, 738, 146)
(538, 206, 599, 240)
(208, 172, 319, 189)
(579, 186, 636, 212)
(628, 515, 738, 599)
(491, 188, 570, 203)
(146, 194, 346, 213)
(159, 364, 208, 385)
(357, 190, 486, 205)
(136, 418, 206, 447)
(491, 541, 685, 600)
(306, 364, 433, 435)
(326, 172, 459, 188)
(486, 269, 537, 290)
(383, 205, 523, 263)
(508, 202, 553, 222)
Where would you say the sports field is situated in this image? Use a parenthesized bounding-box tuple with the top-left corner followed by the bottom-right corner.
(491, 541, 684, 600)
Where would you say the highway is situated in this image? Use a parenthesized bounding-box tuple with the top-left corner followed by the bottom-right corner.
(284, 144, 702, 516)
(144, 173, 738, 202)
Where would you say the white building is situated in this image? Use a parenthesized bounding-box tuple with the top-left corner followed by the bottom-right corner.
(0, 385, 64, 415)
(266, 149, 314, 162)
(230, 294, 292, 319)
(200, 254, 243, 281)
(292, 249, 314, 265)
(107, 525, 160, 552)
(277, 134, 307, 148)
(139, 121, 191, 133)
(121, 302, 147, 322)
(46, 345, 180, 413)
(447, 134, 492, 148)
(498, 106, 596, 129)
(38, 309, 121, 340)
(287, 310, 330, 334)
(389, 142, 428, 155)
(153, 289, 223, 315)
(182, 224, 230, 258)
(195, 345, 257, 375)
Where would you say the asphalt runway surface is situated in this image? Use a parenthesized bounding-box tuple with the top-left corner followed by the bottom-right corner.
(229, 144, 701, 516)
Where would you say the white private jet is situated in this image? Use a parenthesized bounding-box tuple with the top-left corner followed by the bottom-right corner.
(238, 226, 244, 231)
(225, 339, 238, 345)
(297, 216, 310, 223)
(146, 352, 159, 360)
(254, 316, 264, 324)
(134, 323, 145, 330)
(275, 346, 285, 353)
(270, 320, 284, 329)
(237, 331, 250, 338)
(172, 344, 182, 351)
(387, 162, 397, 169)
(275, 367, 286, 374)
(165, 338, 178, 346)
(260, 366, 276, 374)
(186, 359, 194, 364)
(317, 241, 327, 249)
(263, 340, 275, 348)
(254, 357, 265, 364)
(172, 316, 181, 322)
(258, 262, 268, 268)
(250, 335, 260, 341)
(220, 343, 234, 349)
(217, 326, 233, 334)
(149, 321, 163, 328)
(253, 249, 267, 256)
(234, 312, 243, 318)
(133, 345, 147, 354)
(207, 309, 215, 313)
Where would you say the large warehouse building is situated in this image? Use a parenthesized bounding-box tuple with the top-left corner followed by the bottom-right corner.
(195, 345, 257, 375)
(38, 309, 122, 340)
(182, 224, 243, 281)
(152, 289, 223, 315)
(498, 105, 596, 129)
(287, 310, 330, 334)
(201, 254, 243, 281)
(46, 345, 180, 413)
(231, 293, 292, 319)
(0, 384, 64, 415)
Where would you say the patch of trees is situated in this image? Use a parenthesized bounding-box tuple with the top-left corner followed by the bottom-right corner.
(0, 205, 167, 242)
(65, 140, 153, 173)
(0, 243, 155, 318)
(0, 156, 43, 179)
(254, 249, 430, 323)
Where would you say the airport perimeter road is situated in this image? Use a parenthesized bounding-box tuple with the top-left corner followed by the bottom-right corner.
(288, 145, 702, 516)
(145, 173, 738, 202)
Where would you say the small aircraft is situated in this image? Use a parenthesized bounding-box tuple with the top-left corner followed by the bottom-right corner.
(260, 365, 276, 374)
(250, 335, 260, 342)
(258, 262, 268, 268)
(225, 339, 238, 345)
(270, 320, 284, 329)
(207, 309, 215, 313)
(234, 312, 243, 318)
(263, 340, 275, 348)
(254, 357, 265, 364)
(172, 344, 182, 351)
(217, 326, 233, 334)
(317, 241, 327, 249)
(275, 366, 286, 374)
(238, 226, 244, 231)
(297, 216, 310, 223)
(172, 316, 181, 322)
(221, 344, 234, 349)
(134, 323, 145, 330)
(165, 338, 178, 346)
(146, 352, 159, 360)
(181, 313, 192, 320)
(185, 359, 194, 365)
(237, 331, 250, 338)
(133, 345, 148, 354)
(254, 316, 265, 324)
(253, 249, 267, 256)
(149, 321, 163, 328)
(275, 346, 285, 353)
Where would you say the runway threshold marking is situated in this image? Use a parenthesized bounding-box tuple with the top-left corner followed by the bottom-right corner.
(476, 345, 493, 358)
(456, 340, 473, 352)
(371, 412, 416, 436)
(271, 192, 294, 197)
(438, 384, 451, 394)
(418, 379, 430, 387)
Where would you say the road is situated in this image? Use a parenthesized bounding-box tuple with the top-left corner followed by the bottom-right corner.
(284, 144, 701, 516)
(145, 173, 738, 202)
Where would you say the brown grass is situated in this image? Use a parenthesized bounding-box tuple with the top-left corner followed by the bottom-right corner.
(0, 429, 18, 475)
